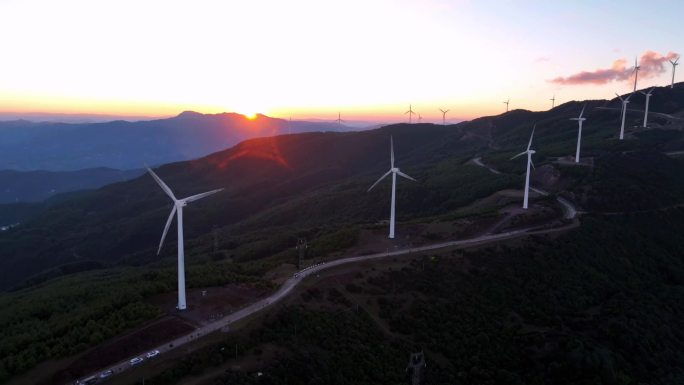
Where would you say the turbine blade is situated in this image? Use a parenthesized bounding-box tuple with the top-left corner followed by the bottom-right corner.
(527, 124, 536, 151)
(183, 188, 223, 203)
(625, 93, 633, 102)
(368, 170, 392, 192)
(530, 158, 535, 170)
(615, 92, 623, 101)
(147, 168, 176, 201)
(390, 136, 395, 168)
(510, 151, 527, 160)
(158, 205, 177, 255)
(579, 104, 586, 119)
(396, 170, 416, 181)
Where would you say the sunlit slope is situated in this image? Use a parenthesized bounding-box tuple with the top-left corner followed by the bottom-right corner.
(0, 124, 489, 289)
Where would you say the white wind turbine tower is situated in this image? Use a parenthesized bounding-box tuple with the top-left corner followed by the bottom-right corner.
(503, 99, 510, 112)
(148, 168, 223, 311)
(640, 87, 655, 128)
(570, 105, 587, 163)
(405, 104, 416, 123)
(632, 57, 641, 92)
(439, 108, 450, 125)
(510, 125, 536, 209)
(368, 136, 417, 239)
(550, 95, 556, 109)
(616, 93, 633, 140)
(670, 56, 679, 88)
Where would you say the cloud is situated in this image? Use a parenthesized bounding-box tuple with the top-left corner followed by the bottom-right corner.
(535, 56, 551, 63)
(549, 51, 679, 86)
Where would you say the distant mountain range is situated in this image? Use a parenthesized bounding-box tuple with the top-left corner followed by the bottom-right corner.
(0, 111, 357, 171)
(0, 167, 144, 203)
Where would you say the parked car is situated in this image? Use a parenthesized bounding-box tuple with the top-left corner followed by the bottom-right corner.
(146, 349, 160, 359)
(99, 370, 113, 379)
(129, 357, 144, 366)
(75, 376, 97, 385)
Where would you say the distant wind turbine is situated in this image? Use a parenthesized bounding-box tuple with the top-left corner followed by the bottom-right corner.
(550, 95, 556, 109)
(670, 56, 680, 88)
(510, 125, 536, 209)
(418, 113, 422, 123)
(503, 99, 510, 112)
(439, 108, 450, 125)
(632, 57, 641, 92)
(616, 93, 633, 140)
(368, 136, 417, 239)
(639, 87, 655, 128)
(570, 105, 587, 163)
(336, 112, 345, 126)
(405, 104, 417, 123)
(148, 168, 223, 311)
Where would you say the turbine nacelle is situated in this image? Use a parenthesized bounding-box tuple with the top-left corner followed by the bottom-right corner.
(616, 92, 632, 104)
(640, 87, 655, 96)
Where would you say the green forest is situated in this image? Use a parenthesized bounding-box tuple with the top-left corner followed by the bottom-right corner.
(131, 209, 684, 385)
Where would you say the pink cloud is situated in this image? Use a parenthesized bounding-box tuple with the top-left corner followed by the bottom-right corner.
(549, 51, 679, 86)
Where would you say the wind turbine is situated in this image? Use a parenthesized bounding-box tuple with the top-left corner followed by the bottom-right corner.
(632, 57, 641, 92)
(148, 168, 223, 311)
(503, 99, 510, 112)
(640, 87, 655, 128)
(336, 112, 345, 126)
(570, 105, 587, 163)
(405, 105, 416, 123)
(418, 113, 422, 123)
(616, 93, 632, 140)
(368, 136, 417, 239)
(550, 95, 556, 109)
(670, 56, 680, 88)
(439, 108, 450, 125)
(510, 125, 536, 209)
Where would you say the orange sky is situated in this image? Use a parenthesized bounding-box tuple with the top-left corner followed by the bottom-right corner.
(0, 0, 680, 123)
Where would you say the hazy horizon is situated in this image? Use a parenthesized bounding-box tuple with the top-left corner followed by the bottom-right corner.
(0, 0, 680, 122)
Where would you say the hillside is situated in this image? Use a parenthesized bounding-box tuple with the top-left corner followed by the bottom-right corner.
(2, 84, 684, 291)
(1, 83, 684, 385)
(0, 112, 353, 171)
(0, 124, 488, 290)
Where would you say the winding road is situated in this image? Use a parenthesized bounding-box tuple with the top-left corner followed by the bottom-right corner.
(74, 224, 577, 385)
(470, 157, 578, 220)
(73, 160, 580, 385)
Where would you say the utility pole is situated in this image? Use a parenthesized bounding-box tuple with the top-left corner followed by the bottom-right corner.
(406, 351, 426, 385)
(296, 238, 308, 269)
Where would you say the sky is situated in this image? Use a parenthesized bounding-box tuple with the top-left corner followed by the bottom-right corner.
(0, 0, 681, 123)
